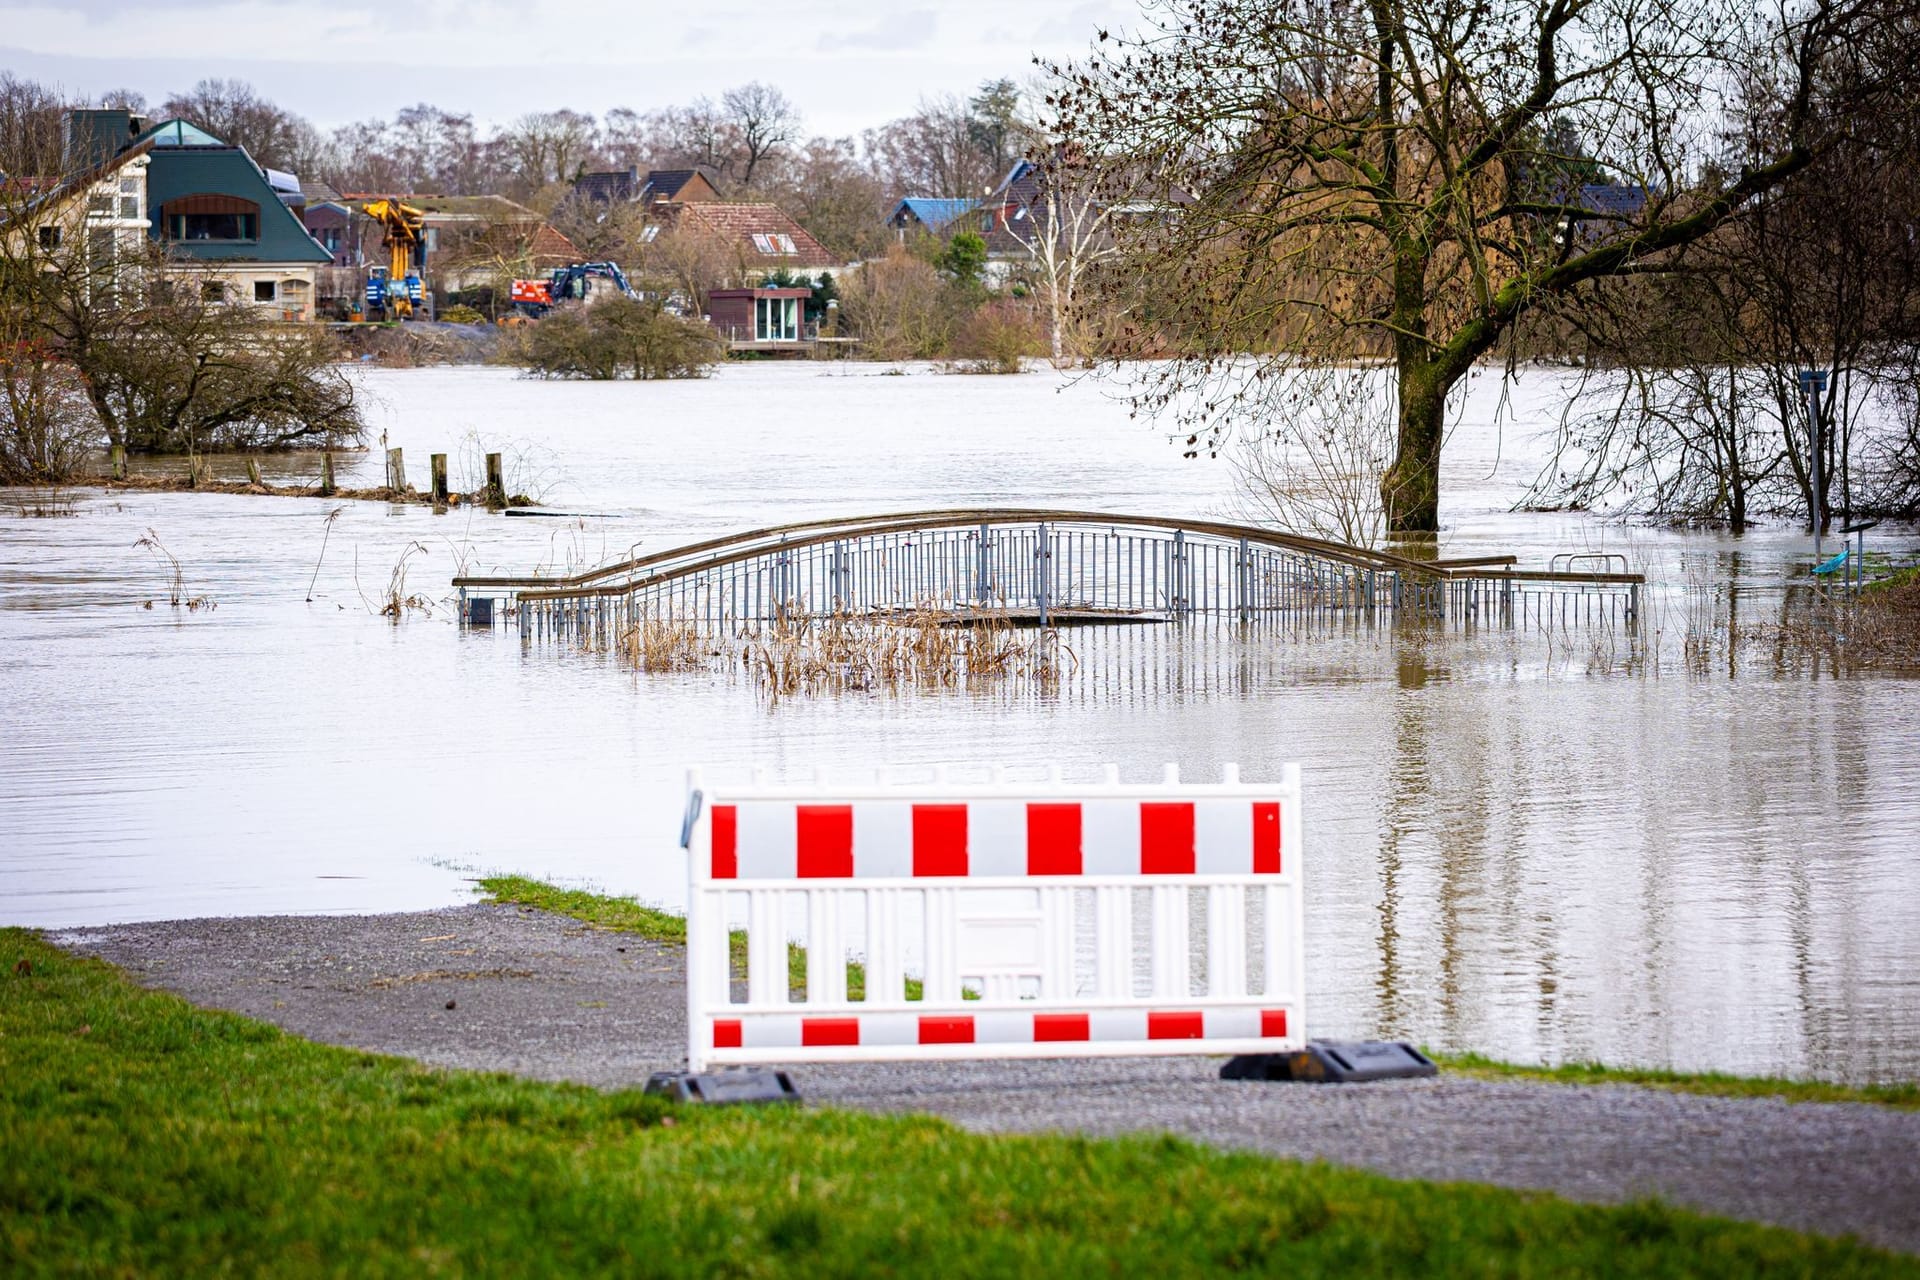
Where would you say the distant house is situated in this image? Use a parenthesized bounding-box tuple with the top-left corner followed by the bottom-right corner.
(886, 198, 978, 240)
(1558, 183, 1651, 247)
(3, 109, 154, 275)
(28, 110, 333, 320)
(978, 160, 1048, 260)
(571, 167, 722, 210)
(670, 202, 838, 274)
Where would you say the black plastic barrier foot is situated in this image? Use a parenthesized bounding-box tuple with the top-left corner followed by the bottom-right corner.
(1221, 1040, 1438, 1083)
(645, 1068, 802, 1105)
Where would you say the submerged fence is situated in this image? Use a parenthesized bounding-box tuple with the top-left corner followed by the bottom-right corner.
(453, 509, 1644, 640)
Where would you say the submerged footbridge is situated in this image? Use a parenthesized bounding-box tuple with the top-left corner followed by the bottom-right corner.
(454, 509, 1644, 638)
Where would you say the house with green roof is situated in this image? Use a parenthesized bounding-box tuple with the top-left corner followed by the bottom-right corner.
(45, 109, 332, 321)
(133, 115, 332, 319)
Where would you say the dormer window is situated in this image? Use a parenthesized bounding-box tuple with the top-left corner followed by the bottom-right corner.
(160, 195, 260, 242)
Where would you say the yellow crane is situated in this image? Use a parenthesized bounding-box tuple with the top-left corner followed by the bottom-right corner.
(361, 198, 427, 319)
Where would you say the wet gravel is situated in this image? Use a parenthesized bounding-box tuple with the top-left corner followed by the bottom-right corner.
(59, 904, 1920, 1257)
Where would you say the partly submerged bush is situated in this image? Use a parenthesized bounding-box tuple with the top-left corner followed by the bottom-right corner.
(952, 299, 1045, 374)
(516, 297, 723, 381)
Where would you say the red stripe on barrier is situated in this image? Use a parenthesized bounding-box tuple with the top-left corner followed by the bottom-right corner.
(711, 805, 738, 880)
(1260, 1009, 1288, 1039)
(1252, 802, 1281, 874)
(1147, 1011, 1205, 1040)
(918, 1015, 975, 1044)
(1026, 803, 1083, 875)
(800, 1017, 860, 1047)
(912, 804, 969, 877)
(795, 805, 854, 878)
(1140, 802, 1196, 875)
(1033, 1013, 1091, 1042)
(713, 1018, 742, 1048)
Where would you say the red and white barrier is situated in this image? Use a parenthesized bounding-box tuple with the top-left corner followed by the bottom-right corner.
(681, 764, 1304, 1071)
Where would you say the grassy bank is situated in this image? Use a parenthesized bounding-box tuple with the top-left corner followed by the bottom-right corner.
(1433, 1052, 1920, 1111)
(482, 876, 1918, 1113)
(3, 930, 1913, 1277)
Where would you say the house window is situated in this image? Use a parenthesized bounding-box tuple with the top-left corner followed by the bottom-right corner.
(120, 197, 139, 219)
(254, 280, 278, 303)
(203, 281, 226, 303)
(750, 232, 798, 255)
(168, 212, 257, 241)
(37, 226, 60, 250)
(641, 224, 660, 243)
(88, 194, 114, 215)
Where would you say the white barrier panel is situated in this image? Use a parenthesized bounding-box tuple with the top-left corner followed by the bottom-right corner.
(682, 764, 1305, 1072)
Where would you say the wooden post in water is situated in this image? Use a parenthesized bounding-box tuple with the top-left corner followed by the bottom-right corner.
(320, 451, 335, 496)
(386, 447, 405, 492)
(109, 445, 126, 481)
(430, 453, 449, 506)
(245, 457, 262, 487)
(484, 452, 506, 510)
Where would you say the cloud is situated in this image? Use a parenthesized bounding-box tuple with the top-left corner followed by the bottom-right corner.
(817, 10, 935, 53)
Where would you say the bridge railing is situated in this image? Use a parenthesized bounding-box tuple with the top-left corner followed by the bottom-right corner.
(453, 509, 1643, 636)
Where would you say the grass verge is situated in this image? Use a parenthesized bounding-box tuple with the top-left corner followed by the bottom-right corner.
(479, 874, 935, 1003)
(483, 876, 1917, 1113)
(3, 929, 1914, 1277)
(1432, 1052, 1920, 1111)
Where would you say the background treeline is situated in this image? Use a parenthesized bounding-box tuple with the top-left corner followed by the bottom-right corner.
(0, 71, 1031, 263)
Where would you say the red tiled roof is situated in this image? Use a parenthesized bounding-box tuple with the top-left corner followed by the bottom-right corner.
(676, 202, 838, 269)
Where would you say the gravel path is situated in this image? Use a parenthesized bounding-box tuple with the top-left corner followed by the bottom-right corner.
(58, 904, 1920, 1256)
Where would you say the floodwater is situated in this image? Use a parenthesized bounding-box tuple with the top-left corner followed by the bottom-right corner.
(3, 362, 1917, 1084)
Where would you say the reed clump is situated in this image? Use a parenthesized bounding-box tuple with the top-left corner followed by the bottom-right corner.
(133, 528, 214, 611)
(604, 601, 1076, 700)
(621, 612, 716, 672)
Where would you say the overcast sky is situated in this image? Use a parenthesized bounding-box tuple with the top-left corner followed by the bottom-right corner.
(0, 0, 1137, 136)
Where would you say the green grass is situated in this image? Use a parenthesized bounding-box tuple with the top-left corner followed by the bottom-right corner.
(479, 874, 936, 1002)
(1432, 1052, 1920, 1110)
(3, 930, 1913, 1277)
(485, 876, 1918, 1112)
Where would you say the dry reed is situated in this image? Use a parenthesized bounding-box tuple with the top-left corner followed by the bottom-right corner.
(605, 600, 1077, 700)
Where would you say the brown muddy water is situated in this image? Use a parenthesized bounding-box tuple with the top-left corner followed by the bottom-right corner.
(3, 363, 1918, 1084)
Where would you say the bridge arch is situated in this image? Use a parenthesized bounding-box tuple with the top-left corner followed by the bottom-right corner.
(454, 508, 1642, 636)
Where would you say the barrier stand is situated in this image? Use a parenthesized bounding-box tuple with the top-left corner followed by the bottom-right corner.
(651, 764, 1305, 1100)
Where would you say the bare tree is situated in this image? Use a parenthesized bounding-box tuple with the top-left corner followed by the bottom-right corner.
(0, 73, 72, 179)
(1047, 0, 1895, 535)
(866, 96, 1003, 199)
(1535, 22, 1920, 530)
(1025, 152, 1122, 365)
(723, 83, 801, 188)
(161, 79, 326, 173)
(498, 109, 600, 198)
(3, 177, 361, 457)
